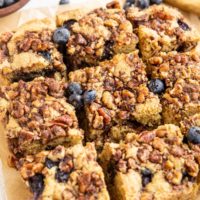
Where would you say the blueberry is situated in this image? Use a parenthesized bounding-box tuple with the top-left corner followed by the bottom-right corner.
(187, 126, 200, 144)
(69, 94, 83, 109)
(148, 79, 165, 94)
(123, 0, 135, 9)
(45, 158, 59, 169)
(177, 19, 190, 31)
(59, 0, 69, 5)
(83, 90, 96, 104)
(53, 27, 70, 45)
(4, 0, 15, 6)
(135, 0, 150, 9)
(150, 0, 162, 5)
(28, 174, 44, 198)
(55, 169, 70, 182)
(0, 0, 4, 7)
(67, 82, 82, 95)
(63, 19, 77, 31)
(39, 51, 51, 61)
(141, 168, 153, 187)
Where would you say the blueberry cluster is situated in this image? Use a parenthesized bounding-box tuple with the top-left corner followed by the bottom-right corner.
(124, 0, 162, 9)
(0, 0, 18, 8)
(66, 82, 96, 109)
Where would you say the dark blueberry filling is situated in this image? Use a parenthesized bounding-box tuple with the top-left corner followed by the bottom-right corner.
(39, 51, 51, 61)
(63, 19, 77, 31)
(28, 174, 44, 198)
(45, 158, 59, 169)
(55, 169, 70, 183)
(12, 68, 56, 82)
(141, 168, 153, 187)
(178, 19, 191, 31)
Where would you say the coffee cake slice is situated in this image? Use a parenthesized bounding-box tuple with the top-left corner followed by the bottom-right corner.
(126, 5, 199, 60)
(18, 143, 110, 200)
(162, 78, 200, 125)
(0, 19, 66, 83)
(69, 52, 162, 149)
(147, 51, 200, 88)
(0, 77, 83, 157)
(66, 7, 138, 68)
(100, 124, 200, 200)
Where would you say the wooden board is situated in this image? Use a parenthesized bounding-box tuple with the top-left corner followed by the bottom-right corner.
(0, 1, 200, 200)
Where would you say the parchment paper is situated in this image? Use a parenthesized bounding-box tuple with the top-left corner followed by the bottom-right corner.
(0, 1, 200, 199)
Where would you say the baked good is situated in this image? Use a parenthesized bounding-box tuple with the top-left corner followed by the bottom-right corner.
(147, 51, 200, 88)
(0, 31, 13, 85)
(0, 19, 66, 83)
(66, 7, 138, 68)
(100, 124, 200, 200)
(0, 77, 83, 157)
(18, 143, 110, 200)
(56, 8, 90, 27)
(162, 77, 200, 125)
(126, 5, 199, 60)
(69, 52, 162, 149)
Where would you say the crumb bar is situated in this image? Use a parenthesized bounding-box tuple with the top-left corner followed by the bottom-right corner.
(126, 5, 199, 60)
(18, 143, 110, 200)
(69, 52, 162, 148)
(0, 77, 83, 157)
(100, 124, 200, 200)
(66, 8, 138, 68)
(1, 19, 66, 83)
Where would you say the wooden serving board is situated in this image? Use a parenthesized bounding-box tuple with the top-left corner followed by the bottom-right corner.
(0, 1, 200, 200)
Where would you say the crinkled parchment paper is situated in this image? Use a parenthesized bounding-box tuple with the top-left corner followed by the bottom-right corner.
(0, 0, 200, 199)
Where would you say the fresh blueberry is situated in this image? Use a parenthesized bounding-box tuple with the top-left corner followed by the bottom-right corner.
(55, 169, 70, 182)
(69, 94, 83, 109)
(67, 82, 82, 95)
(83, 90, 96, 104)
(28, 174, 44, 198)
(4, 0, 15, 6)
(39, 51, 51, 61)
(150, 0, 162, 5)
(177, 19, 190, 31)
(63, 19, 77, 31)
(0, 0, 4, 7)
(123, 0, 135, 9)
(45, 158, 59, 169)
(141, 168, 153, 187)
(187, 126, 200, 144)
(148, 79, 165, 94)
(135, 0, 150, 9)
(53, 27, 70, 45)
(59, 0, 69, 5)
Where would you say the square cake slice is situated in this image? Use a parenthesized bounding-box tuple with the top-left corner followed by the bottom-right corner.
(147, 51, 200, 88)
(69, 52, 162, 148)
(126, 5, 199, 60)
(0, 77, 83, 157)
(100, 124, 200, 200)
(0, 19, 66, 83)
(162, 78, 200, 125)
(66, 7, 138, 68)
(18, 143, 110, 200)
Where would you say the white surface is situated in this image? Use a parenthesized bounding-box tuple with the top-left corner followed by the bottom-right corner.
(20, 0, 94, 10)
